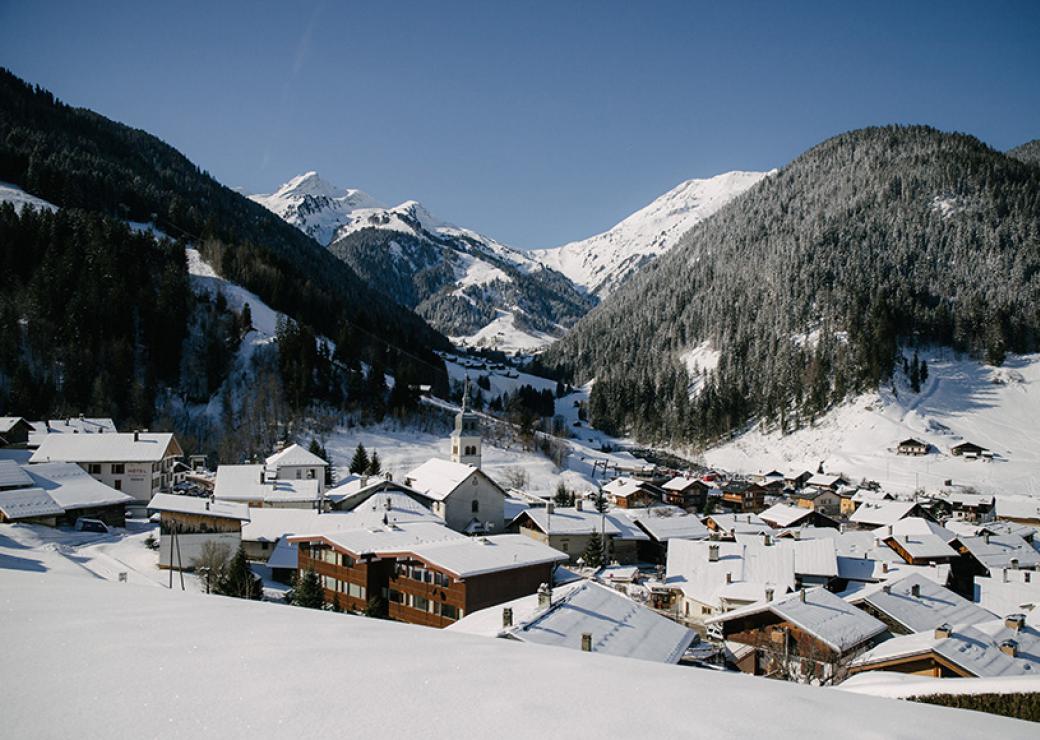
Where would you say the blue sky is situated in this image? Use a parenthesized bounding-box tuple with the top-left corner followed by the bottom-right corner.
(2, 1, 1038, 248)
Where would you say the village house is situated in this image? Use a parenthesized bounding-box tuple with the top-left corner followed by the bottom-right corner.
(940, 490, 995, 523)
(703, 512, 773, 539)
(602, 476, 658, 509)
(847, 573, 996, 635)
(784, 470, 813, 489)
(720, 481, 765, 513)
(511, 502, 649, 564)
(29, 432, 183, 504)
(623, 506, 709, 562)
(24, 461, 134, 527)
(837, 491, 858, 517)
(264, 443, 330, 492)
(447, 580, 697, 664)
(147, 493, 251, 571)
(0, 486, 66, 525)
(290, 523, 567, 627)
(993, 495, 1040, 527)
(881, 533, 961, 567)
(708, 587, 887, 682)
(405, 458, 506, 534)
(804, 473, 847, 492)
(789, 488, 844, 518)
(214, 464, 322, 509)
(660, 475, 708, 509)
(896, 438, 929, 456)
(957, 534, 1040, 581)
(0, 417, 34, 448)
(849, 614, 1039, 678)
(27, 417, 118, 448)
(325, 474, 434, 512)
(973, 569, 1040, 617)
(848, 500, 935, 529)
(760, 502, 839, 531)
(950, 441, 989, 459)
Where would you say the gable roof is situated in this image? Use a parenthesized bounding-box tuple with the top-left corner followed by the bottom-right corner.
(760, 503, 815, 529)
(460, 580, 696, 663)
(709, 587, 887, 653)
(406, 534, 568, 578)
(625, 508, 709, 542)
(243, 493, 439, 543)
(666, 540, 797, 608)
(703, 513, 772, 536)
(885, 517, 958, 543)
(883, 534, 960, 561)
(850, 500, 924, 527)
(213, 464, 321, 504)
(291, 521, 467, 558)
(29, 433, 179, 463)
(0, 487, 64, 520)
(959, 535, 1040, 572)
(855, 573, 996, 633)
(147, 493, 251, 522)
(265, 443, 328, 468)
(0, 459, 34, 489)
(661, 476, 703, 493)
(515, 507, 649, 540)
(404, 458, 504, 502)
(26, 462, 134, 510)
(994, 495, 1040, 522)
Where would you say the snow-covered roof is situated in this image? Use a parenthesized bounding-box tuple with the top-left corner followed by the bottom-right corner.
(404, 458, 504, 502)
(785, 537, 839, 578)
(980, 520, 1038, 540)
(25, 462, 134, 511)
(326, 475, 433, 508)
(244, 493, 438, 543)
(4, 569, 1034, 739)
(625, 508, 709, 541)
(516, 507, 649, 540)
(760, 503, 814, 528)
(495, 581, 695, 663)
(662, 476, 701, 492)
(850, 500, 922, 527)
(884, 516, 959, 543)
(974, 572, 1040, 617)
(836, 557, 950, 586)
(265, 443, 328, 468)
(147, 493, 251, 522)
(406, 534, 568, 578)
(291, 521, 466, 557)
(28, 417, 118, 446)
(704, 513, 773, 536)
(603, 477, 652, 499)
(851, 489, 896, 504)
(994, 495, 1040, 522)
(884, 534, 960, 561)
(856, 573, 996, 633)
(214, 464, 321, 503)
(0, 459, 34, 489)
(666, 540, 797, 609)
(265, 536, 298, 570)
(0, 416, 29, 434)
(959, 535, 1040, 571)
(852, 617, 1040, 677)
(806, 474, 843, 488)
(710, 587, 887, 653)
(838, 671, 1040, 700)
(0, 487, 64, 520)
(29, 432, 178, 463)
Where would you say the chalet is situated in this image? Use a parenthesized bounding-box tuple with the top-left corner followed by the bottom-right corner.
(602, 477, 657, 509)
(0, 417, 33, 448)
(29, 432, 183, 504)
(290, 524, 567, 627)
(624, 507, 709, 562)
(511, 503, 649, 564)
(848, 500, 934, 529)
(665, 539, 797, 622)
(720, 481, 765, 513)
(789, 488, 842, 517)
(447, 580, 696, 664)
(805, 474, 847, 492)
(751, 470, 786, 486)
(993, 495, 1040, 526)
(214, 464, 322, 509)
(27, 417, 117, 448)
(708, 587, 886, 681)
(264, 444, 330, 492)
(848, 573, 996, 635)
(405, 458, 507, 534)
(760, 503, 839, 531)
(896, 438, 929, 456)
(660, 476, 708, 509)
(784, 470, 813, 489)
(837, 491, 858, 517)
(147, 493, 251, 571)
(881, 534, 960, 566)
(942, 490, 994, 522)
(957, 534, 1040, 580)
(850, 614, 1039, 678)
(24, 461, 133, 527)
(950, 441, 987, 458)
(325, 474, 434, 512)
(703, 512, 772, 538)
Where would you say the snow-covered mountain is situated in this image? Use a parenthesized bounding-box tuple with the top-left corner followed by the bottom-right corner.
(252, 173, 594, 352)
(531, 171, 771, 297)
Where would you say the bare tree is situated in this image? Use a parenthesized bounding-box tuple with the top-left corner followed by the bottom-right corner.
(193, 541, 231, 594)
(501, 466, 530, 491)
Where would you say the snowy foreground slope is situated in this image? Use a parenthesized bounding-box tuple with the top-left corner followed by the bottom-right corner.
(705, 351, 1040, 496)
(532, 171, 771, 297)
(1, 570, 1033, 739)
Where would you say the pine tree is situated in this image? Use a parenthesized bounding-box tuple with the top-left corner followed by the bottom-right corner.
(920, 359, 928, 383)
(292, 568, 324, 609)
(583, 531, 605, 568)
(366, 451, 382, 476)
(910, 351, 921, 393)
(349, 443, 369, 474)
(241, 302, 252, 331)
(216, 545, 261, 600)
(593, 490, 608, 513)
(553, 482, 572, 507)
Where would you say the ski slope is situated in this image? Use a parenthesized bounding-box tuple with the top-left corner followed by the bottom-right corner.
(705, 351, 1040, 497)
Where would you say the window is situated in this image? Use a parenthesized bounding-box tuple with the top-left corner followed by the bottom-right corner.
(471, 500, 480, 513)
(347, 582, 366, 600)
(440, 604, 459, 621)
(307, 469, 315, 479)
(296, 470, 302, 479)
(412, 595, 430, 612)
(88, 464, 101, 475)
(322, 549, 339, 566)
(321, 575, 339, 592)
(388, 589, 404, 604)
(113, 480, 122, 491)
(434, 572, 451, 588)
(111, 464, 125, 475)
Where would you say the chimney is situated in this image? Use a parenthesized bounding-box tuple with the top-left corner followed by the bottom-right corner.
(581, 633, 593, 652)
(502, 607, 513, 628)
(984, 533, 990, 545)
(384, 496, 392, 511)
(999, 639, 1018, 658)
(1005, 614, 1026, 632)
(934, 623, 951, 639)
(882, 583, 892, 594)
(575, 499, 583, 512)
(260, 471, 265, 484)
(537, 582, 552, 610)
(133, 430, 139, 442)
(1011, 558, 1020, 570)
(799, 588, 806, 602)
(882, 562, 890, 574)
(546, 502, 555, 516)
(910, 583, 921, 598)
(725, 572, 732, 584)
(708, 544, 720, 562)
(205, 501, 210, 511)
(765, 588, 774, 601)
(1003, 568, 1009, 583)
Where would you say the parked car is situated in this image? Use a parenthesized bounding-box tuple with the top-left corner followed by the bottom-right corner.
(75, 517, 109, 534)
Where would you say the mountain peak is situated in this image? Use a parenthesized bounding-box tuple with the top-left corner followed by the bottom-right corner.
(272, 171, 342, 200)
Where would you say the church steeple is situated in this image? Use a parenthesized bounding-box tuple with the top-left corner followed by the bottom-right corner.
(451, 376, 482, 467)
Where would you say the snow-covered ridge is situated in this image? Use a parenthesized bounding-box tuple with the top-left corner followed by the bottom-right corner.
(0, 181, 58, 213)
(532, 170, 772, 297)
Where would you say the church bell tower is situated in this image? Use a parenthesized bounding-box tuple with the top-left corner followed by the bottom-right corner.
(451, 376, 482, 467)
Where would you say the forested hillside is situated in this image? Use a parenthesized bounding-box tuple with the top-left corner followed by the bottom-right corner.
(544, 126, 1040, 446)
(0, 69, 449, 377)
(1009, 138, 1040, 166)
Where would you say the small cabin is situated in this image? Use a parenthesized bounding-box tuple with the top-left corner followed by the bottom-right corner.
(896, 438, 928, 456)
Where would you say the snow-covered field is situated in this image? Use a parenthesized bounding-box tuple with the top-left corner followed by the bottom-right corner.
(2, 567, 1033, 739)
(705, 351, 1040, 497)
